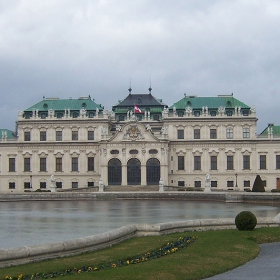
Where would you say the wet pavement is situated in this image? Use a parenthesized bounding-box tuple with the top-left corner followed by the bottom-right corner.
(205, 242, 280, 280)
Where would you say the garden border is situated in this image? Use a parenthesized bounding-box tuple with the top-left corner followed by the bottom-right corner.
(0, 215, 279, 268)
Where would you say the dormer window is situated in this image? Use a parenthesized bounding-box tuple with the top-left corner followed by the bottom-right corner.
(41, 112, 47, 119)
(178, 111, 184, 117)
(226, 101, 232, 107)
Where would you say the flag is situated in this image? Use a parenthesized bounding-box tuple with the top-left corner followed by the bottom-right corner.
(134, 104, 142, 113)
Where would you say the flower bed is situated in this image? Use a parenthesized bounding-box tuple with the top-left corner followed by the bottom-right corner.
(4, 236, 198, 280)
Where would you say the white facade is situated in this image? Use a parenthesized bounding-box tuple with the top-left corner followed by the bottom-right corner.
(0, 95, 280, 193)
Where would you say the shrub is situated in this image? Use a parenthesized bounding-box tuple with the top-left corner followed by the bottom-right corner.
(235, 211, 257, 231)
(252, 175, 265, 192)
(271, 189, 280, 193)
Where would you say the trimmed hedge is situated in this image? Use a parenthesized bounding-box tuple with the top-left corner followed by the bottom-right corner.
(235, 211, 257, 231)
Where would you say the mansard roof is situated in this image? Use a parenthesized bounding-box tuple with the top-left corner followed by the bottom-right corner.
(24, 96, 104, 112)
(259, 124, 280, 136)
(0, 129, 17, 140)
(113, 93, 167, 108)
(170, 94, 250, 110)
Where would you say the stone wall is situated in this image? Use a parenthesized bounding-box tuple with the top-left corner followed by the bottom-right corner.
(0, 216, 279, 268)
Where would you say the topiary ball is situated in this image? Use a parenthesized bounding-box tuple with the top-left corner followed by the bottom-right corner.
(235, 211, 257, 231)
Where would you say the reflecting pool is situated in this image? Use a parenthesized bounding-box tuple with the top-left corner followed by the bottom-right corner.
(0, 200, 279, 249)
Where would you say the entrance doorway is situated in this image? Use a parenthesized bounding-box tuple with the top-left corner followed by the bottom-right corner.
(108, 158, 122, 185)
(146, 158, 160, 185)
(127, 158, 141, 185)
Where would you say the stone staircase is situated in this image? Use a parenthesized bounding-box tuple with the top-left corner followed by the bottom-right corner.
(104, 185, 159, 192)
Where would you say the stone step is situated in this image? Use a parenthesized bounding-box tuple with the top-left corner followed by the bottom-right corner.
(104, 185, 159, 192)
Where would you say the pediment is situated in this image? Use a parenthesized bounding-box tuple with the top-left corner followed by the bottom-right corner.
(108, 122, 159, 142)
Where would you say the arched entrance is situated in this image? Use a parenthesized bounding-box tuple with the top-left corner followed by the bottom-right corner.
(146, 158, 160, 185)
(108, 158, 122, 185)
(127, 158, 141, 185)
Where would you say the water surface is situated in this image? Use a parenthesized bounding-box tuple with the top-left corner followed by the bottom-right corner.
(0, 200, 279, 249)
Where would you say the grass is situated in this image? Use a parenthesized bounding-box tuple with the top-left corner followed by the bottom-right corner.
(1, 227, 280, 280)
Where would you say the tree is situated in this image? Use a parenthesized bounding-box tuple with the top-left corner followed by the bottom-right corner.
(252, 175, 265, 192)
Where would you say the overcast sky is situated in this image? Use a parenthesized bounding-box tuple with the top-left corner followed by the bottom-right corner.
(0, 0, 279, 132)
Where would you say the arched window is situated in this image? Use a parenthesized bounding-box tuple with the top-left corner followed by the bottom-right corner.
(127, 158, 141, 185)
(108, 158, 122, 185)
(146, 158, 160, 185)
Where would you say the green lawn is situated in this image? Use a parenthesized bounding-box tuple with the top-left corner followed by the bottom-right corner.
(2, 227, 280, 280)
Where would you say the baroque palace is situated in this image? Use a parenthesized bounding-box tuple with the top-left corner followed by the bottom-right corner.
(0, 90, 280, 193)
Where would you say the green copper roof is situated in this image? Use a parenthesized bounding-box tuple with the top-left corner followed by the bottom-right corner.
(260, 125, 280, 136)
(170, 95, 250, 110)
(0, 129, 17, 140)
(24, 97, 104, 112)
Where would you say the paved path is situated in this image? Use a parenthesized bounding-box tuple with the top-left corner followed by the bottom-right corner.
(205, 242, 280, 280)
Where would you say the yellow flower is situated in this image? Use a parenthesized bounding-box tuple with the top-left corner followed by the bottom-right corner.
(126, 260, 130, 265)
(112, 263, 117, 268)
(18, 274, 23, 280)
(88, 267, 92, 271)
(93, 267, 98, 271)
(78, 269, 82, 274)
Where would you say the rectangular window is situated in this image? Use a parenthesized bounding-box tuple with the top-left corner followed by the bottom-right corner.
(88, 182, 94, 187)
(177, 129, 184, 139)
(88, 131, 94, 140)
(276, 155, 280, 169)
(211, 181, 217, 188)
(194, 156, 201, 170)
(178, 181, 185, 187)
(211, 156, 217, 170)
(194, 181, 201, 188)
(226, 128, 233, 139)
(56, 157, 62, 172)
(9, 158, 16, 172)
(40, 131, 46, 141)
(56, 182, 62, 188)
(72, 131, 78, 141)
(227, 156, 234, 170)
(178, 156, 185, 170)
(24, 182, 31, 189)
(227, 181, 234, 188)
(56, 131, 62, 141)
(72, 182, 78, 188)
(24, 131, 30, 141)
(260, 155, 266, 170)
(243, 128, 250, 138)
(72, 157, 78, 171)
(244, 180, 250, 188)
(194, 129, 200, 139)
(24, 158, 31, 172)
(40, 158, 47, 172)
(9, 182, 15, 189)
(40, 182, 46, 189)
(210, 129, 217, 139)
(88, 157, 94, 171)
(243, 155, 250, 170)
